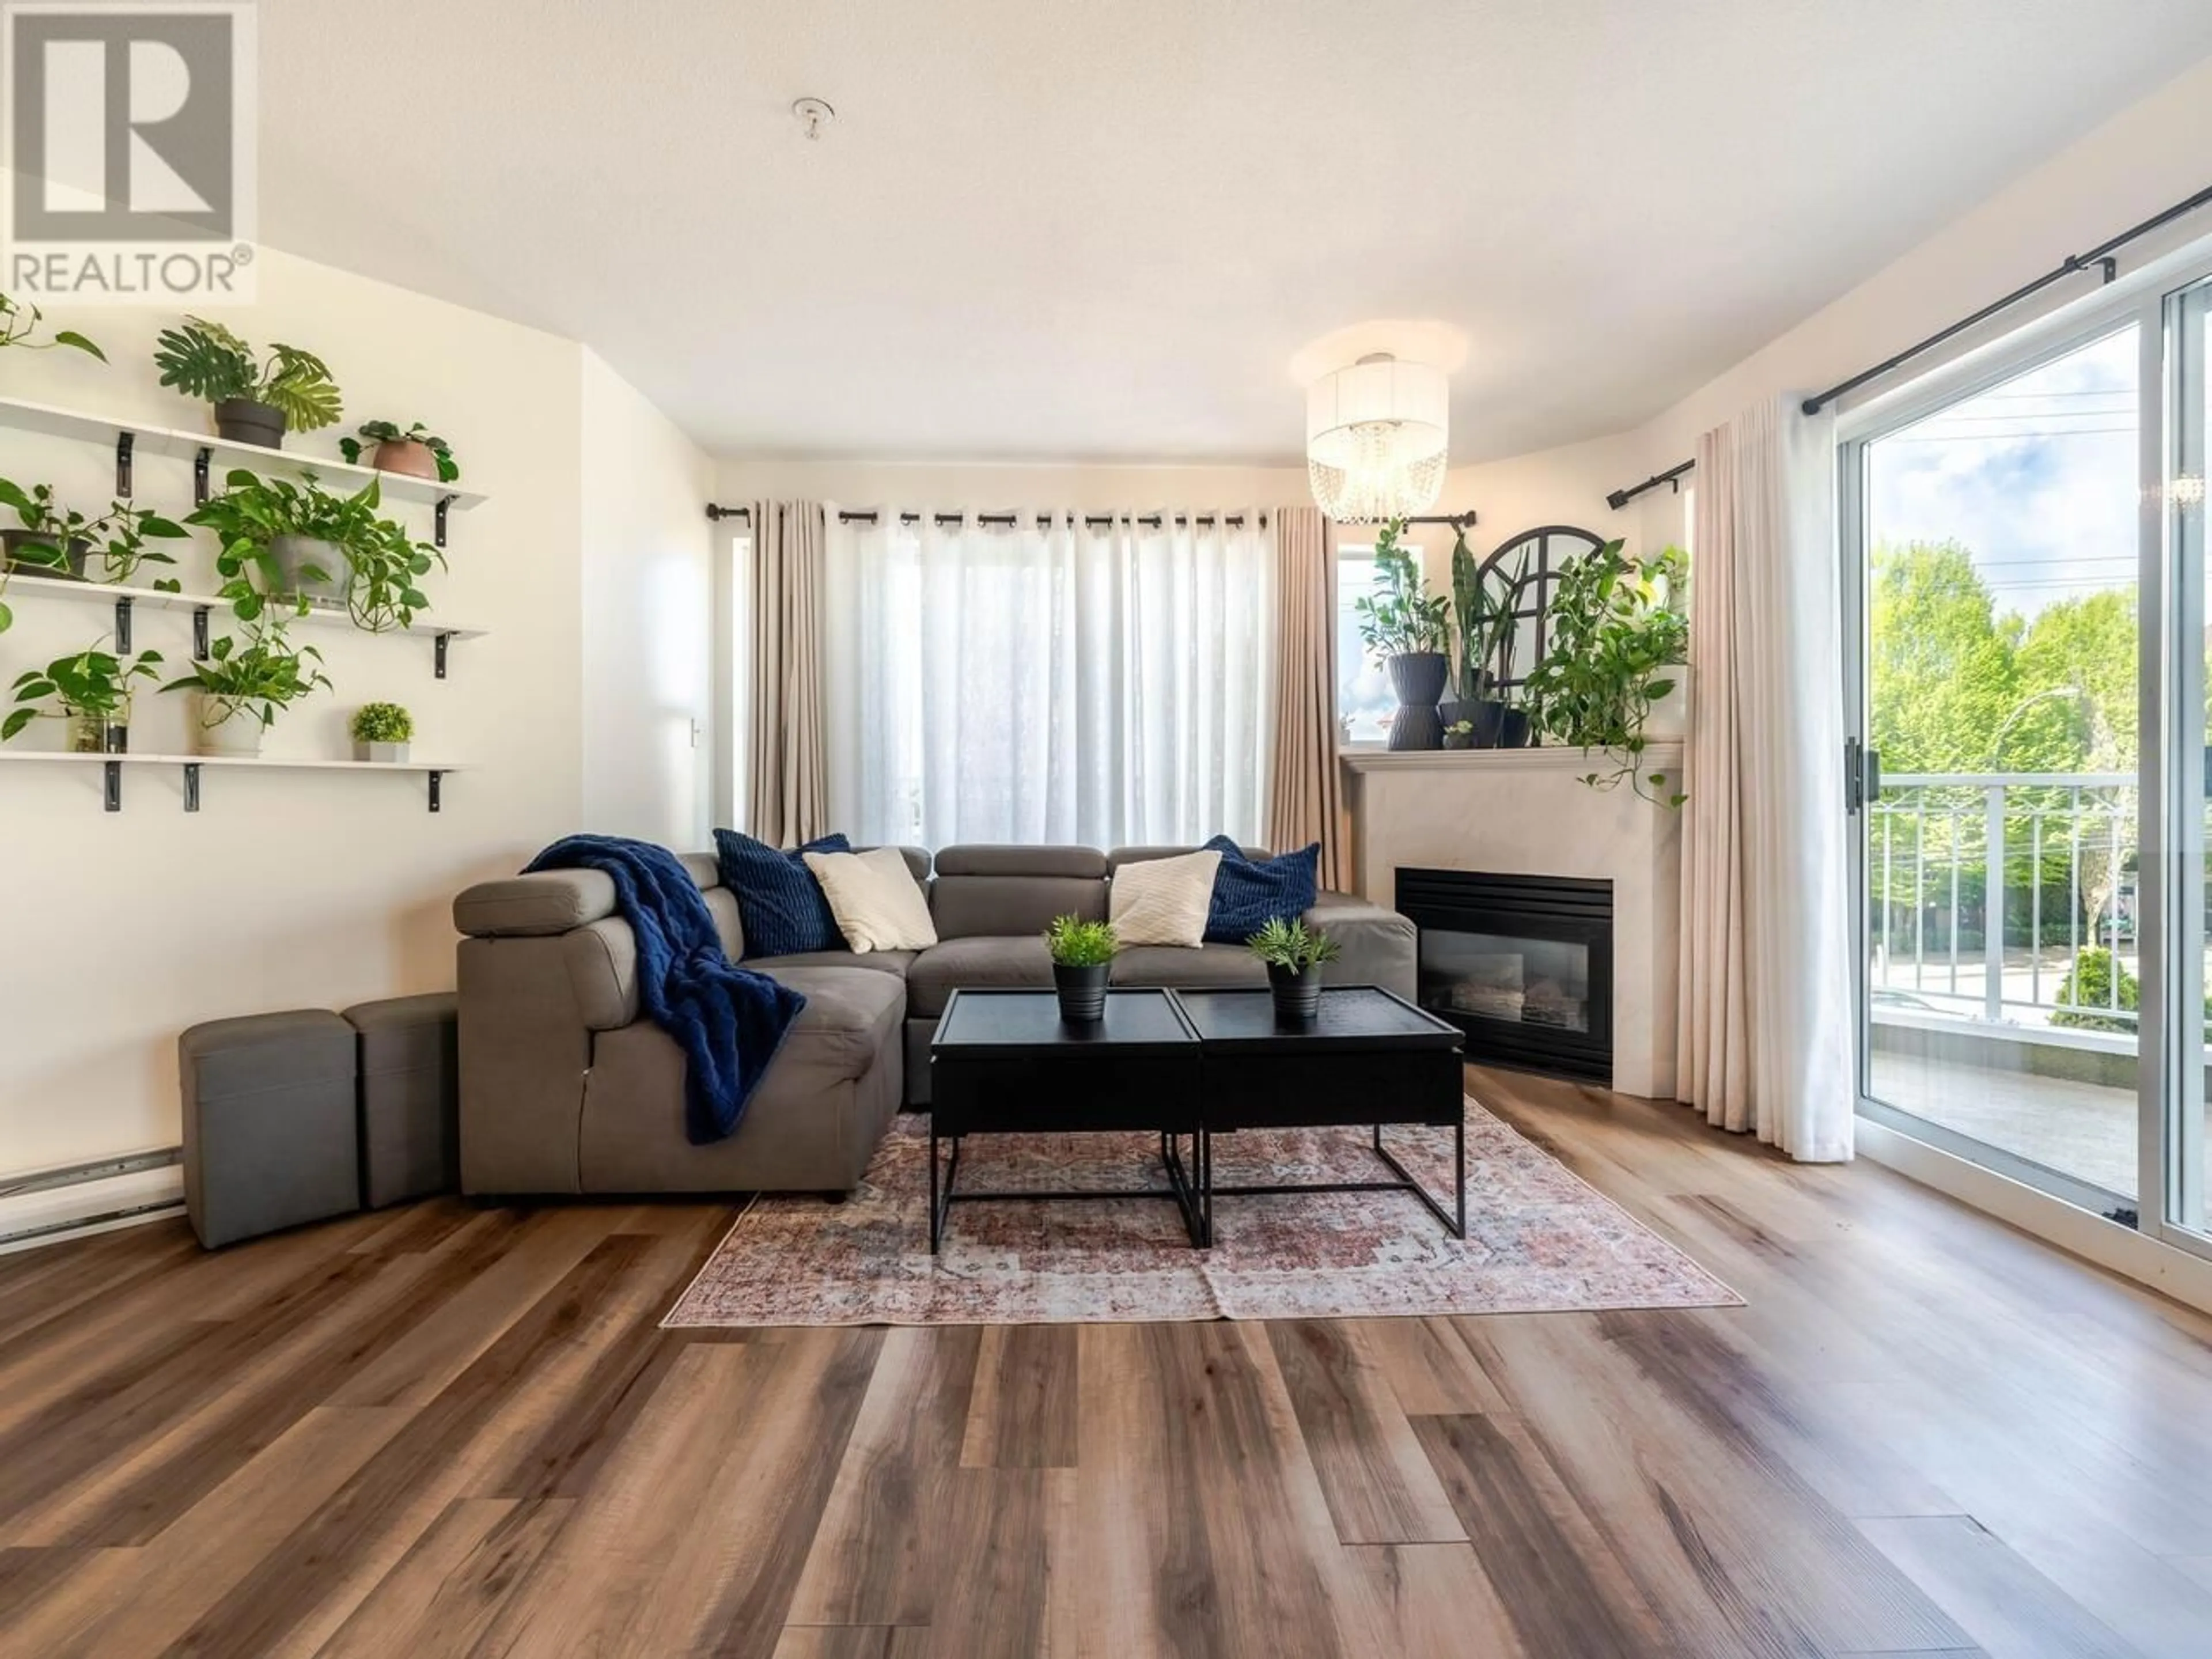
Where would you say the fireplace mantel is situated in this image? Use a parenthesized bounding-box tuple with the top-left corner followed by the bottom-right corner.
(1340, 744, 1682, 1099)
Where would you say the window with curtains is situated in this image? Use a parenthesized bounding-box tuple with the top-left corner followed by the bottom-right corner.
(820, 510, 1275, 849)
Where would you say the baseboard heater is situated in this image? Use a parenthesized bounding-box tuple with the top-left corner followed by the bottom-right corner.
(0, 1149, 184, 1251)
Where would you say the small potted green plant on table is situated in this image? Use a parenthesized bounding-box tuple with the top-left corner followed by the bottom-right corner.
(3, 639, 163, 752)
(1247, 917, 1342, 1022)
(1044, 914, 1117, 1024)
(350, 701, 413, 763)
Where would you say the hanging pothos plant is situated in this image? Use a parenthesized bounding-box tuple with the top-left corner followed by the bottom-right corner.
(1518, 540, 1690, 805)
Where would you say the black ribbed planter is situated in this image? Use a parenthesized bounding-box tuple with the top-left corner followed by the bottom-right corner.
(1387, 652, 1449, 751)
(1268, 963, 1322, 1022)
(1054, 961, 1108, 1024)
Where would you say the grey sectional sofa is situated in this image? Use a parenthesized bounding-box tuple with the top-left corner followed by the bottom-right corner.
(450, 843, 1415, 1198)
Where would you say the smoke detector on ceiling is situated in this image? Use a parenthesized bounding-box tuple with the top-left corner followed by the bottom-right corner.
(792, 97, 835, 141)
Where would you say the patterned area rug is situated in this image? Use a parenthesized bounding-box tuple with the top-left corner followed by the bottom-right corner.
(662, 1099, 1741, 1327)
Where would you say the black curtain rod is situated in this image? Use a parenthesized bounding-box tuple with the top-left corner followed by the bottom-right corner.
(704, 506, 1478, 530)
(1606, 460, 1694, 512)
(1801, 180, 2212, 415)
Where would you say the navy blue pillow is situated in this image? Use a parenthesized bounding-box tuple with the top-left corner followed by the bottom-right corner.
(1201, 835, 1321, 944)
(711, 829, 852, 957)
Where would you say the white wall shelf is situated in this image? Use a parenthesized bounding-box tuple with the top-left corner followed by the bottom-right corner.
(0, 750, 470, 813)
(0, 393, 488, 544)
(1, 573, 489, 674)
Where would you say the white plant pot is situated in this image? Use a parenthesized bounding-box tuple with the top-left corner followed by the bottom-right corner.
(355, 740, 410, 764)
(194, 696, 264, 758)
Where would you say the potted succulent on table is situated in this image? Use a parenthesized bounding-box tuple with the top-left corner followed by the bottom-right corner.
(1247, 916, 1342, 1022)
(350, 701, 413, 763)
(0, 294, 103, 362)
(340, 420, 459, 483)
(161, 629, 331, 758)
(1518, 540, 1690, 804)
(1353, 517, 1452, 751)
(0, 478, 188, 583)
(3, 638, 163, 753)
(152, 317, 342, 448)
(1044, 914, 1117, 1024)
(190, 468, 441, 625)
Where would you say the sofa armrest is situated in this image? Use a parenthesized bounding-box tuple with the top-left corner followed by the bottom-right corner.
(562, 918, 640, 1031)
(1305, 889, 1417, 1003)
(454, 870, 617, 938)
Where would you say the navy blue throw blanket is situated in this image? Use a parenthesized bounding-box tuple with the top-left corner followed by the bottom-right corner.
(525, 835, 808, 1145)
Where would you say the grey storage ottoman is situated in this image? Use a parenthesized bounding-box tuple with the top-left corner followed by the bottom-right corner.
(180, 1009, 361, 1248)
(343, 993, 460, 1208)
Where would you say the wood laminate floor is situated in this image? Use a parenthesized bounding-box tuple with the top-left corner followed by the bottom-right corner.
(4, 1067, 2212, 1657)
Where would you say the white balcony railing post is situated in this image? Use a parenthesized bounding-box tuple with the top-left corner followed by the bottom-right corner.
(1984, 782, 2006, 1024)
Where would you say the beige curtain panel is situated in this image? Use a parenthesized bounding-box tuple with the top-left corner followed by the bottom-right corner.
(746, 499, 831, 847)
(1266, 505, 1348, 886)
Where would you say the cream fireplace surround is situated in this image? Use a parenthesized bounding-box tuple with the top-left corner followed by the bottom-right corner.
(1340, 746, 1683, 1099)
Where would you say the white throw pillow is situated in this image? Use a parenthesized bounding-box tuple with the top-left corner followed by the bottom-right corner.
(802, 847, 940, 953)
(1108, 850, 1222, 948)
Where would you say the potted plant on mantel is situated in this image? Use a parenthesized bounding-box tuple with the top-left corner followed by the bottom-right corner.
(1444, 534, 1533, 749)
(2, 638, 162, 753)
(1353, 517, 1452, 751)
(351, 702, 413, 763)
(1247, 916, 1342, 1022)
(1518, 540, 1691, 805)
(152, 316, 342, 449)
(189, 468, 441, 629)
(0, 478, 188, 584)
(161, 628, 332, 758)
(340, 420, 460, 483)
(1044, 914, 1116, 1024)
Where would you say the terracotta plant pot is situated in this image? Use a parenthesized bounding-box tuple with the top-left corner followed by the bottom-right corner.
(1053, 961, 1108, 1024)
(372, 438, 441, 480)
(1, 530, 91, 580)
(214, 398, 286, 449)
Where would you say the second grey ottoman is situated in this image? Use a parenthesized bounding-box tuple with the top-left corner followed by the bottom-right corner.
(344, 993, 459, 1208)
(180, 1009, 361, 1249)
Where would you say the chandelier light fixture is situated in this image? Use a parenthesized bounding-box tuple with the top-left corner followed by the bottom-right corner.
(1305, 351, 1450, 524)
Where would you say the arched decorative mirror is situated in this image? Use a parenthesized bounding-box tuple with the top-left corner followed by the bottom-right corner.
(1473, 524, 1605, 694)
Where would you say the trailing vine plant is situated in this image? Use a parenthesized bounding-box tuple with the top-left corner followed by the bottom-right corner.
(1517, 540, 1690, 805)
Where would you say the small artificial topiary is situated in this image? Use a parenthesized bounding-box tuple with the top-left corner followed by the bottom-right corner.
(1044, 914, 1117, 967)
(349, 702, 414, 744)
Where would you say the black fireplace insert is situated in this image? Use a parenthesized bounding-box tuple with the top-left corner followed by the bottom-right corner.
(1394, 868, 1613, 1082)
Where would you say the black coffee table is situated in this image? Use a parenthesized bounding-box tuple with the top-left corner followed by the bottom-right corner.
(926, 987, 1205, 1252)
(1173, 985, 1467, 1245)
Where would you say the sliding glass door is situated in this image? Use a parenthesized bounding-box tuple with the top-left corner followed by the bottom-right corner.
(1844, 266, 2212, 1257)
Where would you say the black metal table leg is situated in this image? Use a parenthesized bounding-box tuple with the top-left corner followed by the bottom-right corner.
(1368, 1123, 1467, 1240)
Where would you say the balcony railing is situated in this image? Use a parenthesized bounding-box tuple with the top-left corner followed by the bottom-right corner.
(1870, 771, 2141, 1029)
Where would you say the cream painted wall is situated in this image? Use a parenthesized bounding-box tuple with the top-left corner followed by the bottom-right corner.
(0, 253, 699, 1178)
(579, 349, 714, 847)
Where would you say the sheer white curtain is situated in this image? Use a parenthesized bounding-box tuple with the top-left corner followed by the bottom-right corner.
(823, 509, 1275, 848)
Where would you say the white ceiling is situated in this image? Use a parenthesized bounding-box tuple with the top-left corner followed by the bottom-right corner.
(255, 0, 2212, 465)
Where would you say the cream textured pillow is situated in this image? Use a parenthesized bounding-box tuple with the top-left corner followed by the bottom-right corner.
(1108, 850, 1222, 948)
(802, 847, 939, 953)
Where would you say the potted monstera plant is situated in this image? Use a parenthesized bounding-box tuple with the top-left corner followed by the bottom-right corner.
(340, 420, 459, 483)
(152, 317, 342, 448)
(0, 478, 188, 583)
(1353, 518, 1452, 750)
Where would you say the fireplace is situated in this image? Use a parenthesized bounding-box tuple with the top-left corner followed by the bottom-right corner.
(1395, 868, 1613, 1082)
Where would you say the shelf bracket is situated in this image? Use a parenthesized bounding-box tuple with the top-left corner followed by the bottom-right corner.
(183, 763, 200, 813)
(434, 631, 452, 679)
(193, 446, 213, 506)
(113, 596, 132, 653)
(115, 431, 133, 497)
(191, 605, 210, 659)
(434, 495, 454, 549)
(104, 760, 121, 812)
(427, 770, 444, 813)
